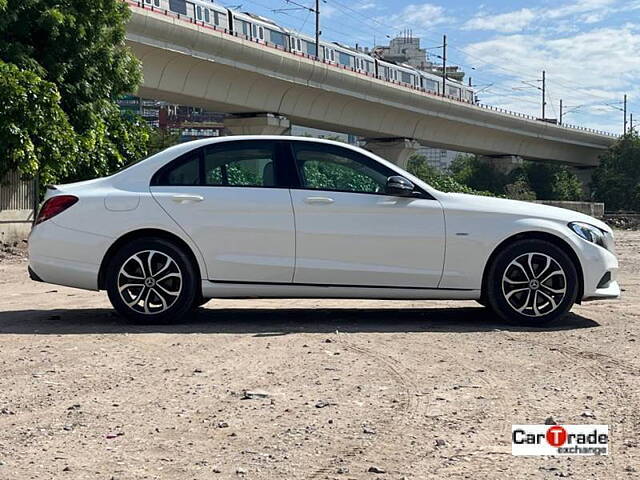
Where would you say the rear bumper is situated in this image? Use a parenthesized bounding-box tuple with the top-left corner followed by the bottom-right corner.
(28, 220, 110, 291)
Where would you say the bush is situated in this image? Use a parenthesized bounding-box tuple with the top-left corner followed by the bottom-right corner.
(406, 154, 494, 196)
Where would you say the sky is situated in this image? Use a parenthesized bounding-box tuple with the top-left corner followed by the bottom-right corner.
(220, 0, 640, 134)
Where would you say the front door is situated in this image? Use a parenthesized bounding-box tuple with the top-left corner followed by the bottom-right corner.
(150, 140, 295, 283)
(288, 141, 446, 288)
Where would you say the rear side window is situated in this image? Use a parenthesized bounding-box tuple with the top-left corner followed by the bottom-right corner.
(204, 142, 277, 187)
(152, 141, 283, 187)
(154, 150, 201, 186)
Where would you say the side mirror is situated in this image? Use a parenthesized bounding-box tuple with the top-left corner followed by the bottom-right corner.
(386, 175, 415, 196)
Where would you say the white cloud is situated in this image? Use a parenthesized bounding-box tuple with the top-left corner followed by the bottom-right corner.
(463, 0, 618, 33)
(463, 8, 536, 33)
(386, 3, 451, 32)
(463, 26, 640, 132)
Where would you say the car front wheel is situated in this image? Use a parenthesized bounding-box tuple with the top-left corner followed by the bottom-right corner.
(486, 239, 579, 326)
(106, 237, 198, 324)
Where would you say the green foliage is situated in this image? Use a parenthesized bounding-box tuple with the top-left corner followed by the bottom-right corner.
(147, 128, 182, 157)
(449, 154, 583, 201)
(0, 61, 76, 185)
(591, 131, 640, 211)
(303, 160, 380, 193)
(406, 154, 494, 196)
(0, 0, 147, 184)
(504, 179, 536, 201)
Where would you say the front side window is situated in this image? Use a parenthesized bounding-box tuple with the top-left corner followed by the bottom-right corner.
(204, 142, 277, 187)
(293, 143, 391, 194)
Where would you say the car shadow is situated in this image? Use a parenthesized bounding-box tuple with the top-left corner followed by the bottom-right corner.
(0, 305, 599, 335)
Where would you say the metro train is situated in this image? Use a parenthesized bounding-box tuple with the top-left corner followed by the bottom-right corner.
(138, 0, 476, 103)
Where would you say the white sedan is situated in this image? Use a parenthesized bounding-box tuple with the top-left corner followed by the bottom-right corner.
(28, 136, 619, 325)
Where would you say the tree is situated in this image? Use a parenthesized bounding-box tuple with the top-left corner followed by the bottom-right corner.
(406, 154, 494, 196)
(0, 61, 77, 185)
(591, 131, 640, 211)
(0, 0, 148, 184)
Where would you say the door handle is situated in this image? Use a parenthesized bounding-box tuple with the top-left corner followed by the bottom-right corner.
(171, 194, 204, 203)
(304, 196, 334, 205)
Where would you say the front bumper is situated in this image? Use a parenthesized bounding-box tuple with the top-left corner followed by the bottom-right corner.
(582, 280, 621, 301)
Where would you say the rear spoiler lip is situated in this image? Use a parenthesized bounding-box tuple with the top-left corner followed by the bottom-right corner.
(44, 184, 58, 191)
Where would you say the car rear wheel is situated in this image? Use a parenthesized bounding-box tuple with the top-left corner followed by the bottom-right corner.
(106, 237, 198, 324)
(486, 239, 579, 327)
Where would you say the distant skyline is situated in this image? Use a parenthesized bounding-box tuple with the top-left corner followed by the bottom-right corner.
(222, 0, 640, 134)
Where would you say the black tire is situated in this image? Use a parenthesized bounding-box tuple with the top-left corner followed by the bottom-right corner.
(193, 295, 209, 309)
(106, 237, 198, 324)
(486, 239, 579, 327)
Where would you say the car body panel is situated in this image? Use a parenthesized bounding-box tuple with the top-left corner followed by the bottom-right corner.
(150, 185, 296, 283)
(289, 189, 445, 287)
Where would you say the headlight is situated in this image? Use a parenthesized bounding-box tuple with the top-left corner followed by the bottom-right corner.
(569, 222, 608, 249)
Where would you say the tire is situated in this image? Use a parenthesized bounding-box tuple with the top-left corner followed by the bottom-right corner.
(106, 237, 198, 324)
(193, 295, 209, 309)
(486, 239, 579, 327)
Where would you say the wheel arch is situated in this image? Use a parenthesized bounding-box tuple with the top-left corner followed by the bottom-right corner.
(480, 231, 584, 304)
(98, 228, 203, 292)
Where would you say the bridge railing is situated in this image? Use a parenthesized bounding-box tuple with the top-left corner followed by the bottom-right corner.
(125, 0, 618, 139)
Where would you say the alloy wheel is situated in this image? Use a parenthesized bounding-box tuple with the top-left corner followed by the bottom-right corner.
(117, 250, 183, 315)
(501, 252, 567, 318)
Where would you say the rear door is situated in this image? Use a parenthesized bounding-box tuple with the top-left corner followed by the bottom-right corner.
(288, 141, 446, 288)
(150, 140, 295, 283)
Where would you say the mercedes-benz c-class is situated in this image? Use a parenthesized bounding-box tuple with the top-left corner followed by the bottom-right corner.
(28, 136, 619, 325)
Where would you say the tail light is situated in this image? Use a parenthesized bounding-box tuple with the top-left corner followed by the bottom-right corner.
(35, 195, 78, 225)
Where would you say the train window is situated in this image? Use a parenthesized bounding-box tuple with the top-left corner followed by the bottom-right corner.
(153, 0, 160, 6)
(401, 72, 412, 84)
(204, 9, 210, 23)
(144, 0, 151, 4)
(241, 21, 249, 36)
(169, 0, 187, 15)
(338, 51, 353, 67)
(297, 39, 301, 51)
(258, 26, 264, 40)
(196, 6, 202, 20)
(270, 30, 286, 47)
(214, 11, 219, 25)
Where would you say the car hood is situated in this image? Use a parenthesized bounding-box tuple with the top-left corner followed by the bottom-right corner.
(437, 192, 611, 233)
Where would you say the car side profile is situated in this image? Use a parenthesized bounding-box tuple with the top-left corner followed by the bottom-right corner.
(28, 136, 619, 325)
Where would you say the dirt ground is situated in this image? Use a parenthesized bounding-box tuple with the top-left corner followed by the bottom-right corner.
(0, 231, 638, 480)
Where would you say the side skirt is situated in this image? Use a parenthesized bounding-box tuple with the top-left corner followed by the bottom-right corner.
(201, 280, 481, 300)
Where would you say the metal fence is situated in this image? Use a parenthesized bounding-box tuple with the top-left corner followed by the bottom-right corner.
(0, 171, 36, 212)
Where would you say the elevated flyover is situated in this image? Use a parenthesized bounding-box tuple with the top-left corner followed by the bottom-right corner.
(123, 1, 616, 166)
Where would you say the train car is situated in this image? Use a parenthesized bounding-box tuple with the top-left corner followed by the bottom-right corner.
(144, 0, 475, 104)
(375, 59, 420, 88)
(161, 0, 230, 30)
(229, 11, 289, 49)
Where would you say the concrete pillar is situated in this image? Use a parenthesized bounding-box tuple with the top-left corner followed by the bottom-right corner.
(363, 138, 421, 170)
(223, 113, 291, 136)
(478, 155, 523, 175)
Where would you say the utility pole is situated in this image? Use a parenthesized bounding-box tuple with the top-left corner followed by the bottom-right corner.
(441, 34, 447, 96)
(541, 70, 546, 120)
(468, 77, 472, 87)
(315, 0, 320, 60)
(559, 99, 563, 124)
(623, 94, 627, 133)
